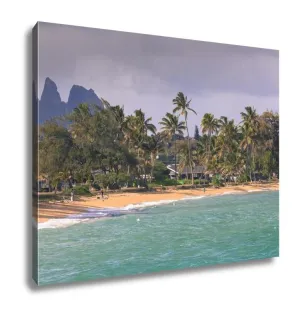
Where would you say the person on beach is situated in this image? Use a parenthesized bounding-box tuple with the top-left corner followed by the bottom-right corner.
(70, 189, 74, 201)
(203, 187, 206, 193)
(101, 189, 104, 200)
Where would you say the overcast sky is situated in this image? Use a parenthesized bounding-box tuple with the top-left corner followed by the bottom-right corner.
(38, 22, 279, 133)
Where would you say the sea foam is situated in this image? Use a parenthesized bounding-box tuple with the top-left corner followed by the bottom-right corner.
(122, 200, 177, 210)
(38, 218, 86, 229)
(122, 195, 205, 211)
(37, 208, 125, 230)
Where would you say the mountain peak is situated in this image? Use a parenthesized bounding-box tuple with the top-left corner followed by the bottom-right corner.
(40, 77, 61, 104)
(44, 77, 56, 86)
(67, 84, 102, 110)
(38, 79, 103, 123)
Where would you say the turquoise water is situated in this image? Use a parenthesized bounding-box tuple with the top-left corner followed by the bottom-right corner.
(37, 191, 279, 286)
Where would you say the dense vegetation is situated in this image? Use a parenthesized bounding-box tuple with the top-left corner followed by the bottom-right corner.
(38, 92, 279, 191)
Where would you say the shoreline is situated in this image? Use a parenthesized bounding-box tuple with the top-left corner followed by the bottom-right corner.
(35, 182, 279, 224)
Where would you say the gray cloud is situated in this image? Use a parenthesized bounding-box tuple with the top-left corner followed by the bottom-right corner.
(37, 22, 279, 132)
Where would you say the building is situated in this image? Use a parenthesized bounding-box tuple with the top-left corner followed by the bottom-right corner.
(167, 164, 206, 179)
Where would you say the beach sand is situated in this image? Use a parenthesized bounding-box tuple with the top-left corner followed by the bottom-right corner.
(35, 182, 279, 223)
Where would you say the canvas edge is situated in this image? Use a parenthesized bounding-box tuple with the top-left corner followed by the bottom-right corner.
(32, 22, 39, 286)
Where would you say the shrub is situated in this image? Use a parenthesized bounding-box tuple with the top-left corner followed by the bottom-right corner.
(211, 175, 224, 187)
(91, 182, 100, 190)
(162, 179, 178, 186)
(94, 172, 130, 189)
(148, 178, 180, 187)
(237, 173, 250, 183)
(153, 161, 170, 181)
(182, 179, 193, 185)
(147, 185, 156, 192)
(63, 185, 91, 196)
(199, 179, 209, 184)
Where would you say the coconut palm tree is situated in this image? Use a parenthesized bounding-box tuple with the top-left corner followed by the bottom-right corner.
(142, 133, 165, 182)
(201, 113, 220, 162)
(172, 92, 197, 184)
(123, 111, 157, 180)
(217, 116, 238, 161)
(159, 112, 186, 181)
(177, 142, 195, 179)
(100, 97, 111, 109)
(109, 105, 126, 141)
(134, 109, 157, 135)
(240, 106, 260, 181)
(216, 118, 240, 184)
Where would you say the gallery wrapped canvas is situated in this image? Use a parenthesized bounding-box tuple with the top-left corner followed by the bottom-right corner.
(32, 22, 279, 286)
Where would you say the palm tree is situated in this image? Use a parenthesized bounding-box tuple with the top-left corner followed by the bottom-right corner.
(159, 112, 186, 181)
(217, 117, 238, 160)
(100, 97, 111, 109)
(142, 133, 165, 181)
(177, 141, 195, 179)
(240, 106, 260, 181)
(123, 110, 156, 181)
(134, 109, 157, 135)
(110, 105, 126, 141)
(67, 103, 94, 142)
(201, 113, 220, 162)
(215, 117, 240, 184)
(172, 92, 197, 184)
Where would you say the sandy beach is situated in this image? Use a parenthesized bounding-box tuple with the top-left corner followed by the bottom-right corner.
(35, 182, 279, 223)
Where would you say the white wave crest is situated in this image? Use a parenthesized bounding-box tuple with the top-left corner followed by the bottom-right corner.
(180, 196, 205, 201)
(247, 189, 266, 192)
(38, 218, 86, 230)
(221, 191, 242, 195)
(122, 199, 177, 210)
(122, 196, 205, 211)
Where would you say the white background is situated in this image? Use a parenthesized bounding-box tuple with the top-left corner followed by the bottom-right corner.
(0, 0, 299, 317)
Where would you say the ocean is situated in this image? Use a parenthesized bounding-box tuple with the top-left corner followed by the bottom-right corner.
(36, 190, 279, 286)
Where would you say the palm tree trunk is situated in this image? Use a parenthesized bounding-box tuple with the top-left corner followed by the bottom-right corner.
(247, 144, 252, 182)
(150, 153, 155, 182)
(174, 138, 177, 182)
(208, 132, 212, 162)
(185, 122, 194, 185)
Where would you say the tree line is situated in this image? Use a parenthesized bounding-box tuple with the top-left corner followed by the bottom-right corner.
(38, 92, 279, 190)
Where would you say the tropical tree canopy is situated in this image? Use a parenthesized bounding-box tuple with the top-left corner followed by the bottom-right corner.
(38, 97, 279, 190)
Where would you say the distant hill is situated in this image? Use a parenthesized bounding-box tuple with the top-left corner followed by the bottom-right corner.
(38, 77, 103, 123)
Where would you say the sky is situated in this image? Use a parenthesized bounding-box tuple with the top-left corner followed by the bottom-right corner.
(38, 22, 279, 133)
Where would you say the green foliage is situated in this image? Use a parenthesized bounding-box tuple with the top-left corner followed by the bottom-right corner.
(237, 173, 250, 183)
(181, 179, 192, 185)
(211, 175, 223, 187)
(63, 185, 91, 196)
(38, 98, 279, 192)
(199, 179, 209, 184)
(261, 150, 274, 178)
(147, 185, 156, 192)
(91, 183, 101, 190)
(163, 179, 179, 186)
(39, 120, 73, 182)
(194, 125, 200, 140)
(149, 178, 179, 187)
(152, 161, 169, 181)
(94, 172, 130, 189)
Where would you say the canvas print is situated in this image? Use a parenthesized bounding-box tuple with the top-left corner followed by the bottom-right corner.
(32, 22, 279, 286)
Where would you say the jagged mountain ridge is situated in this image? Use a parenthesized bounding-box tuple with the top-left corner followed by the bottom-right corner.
(38, 77, 103, 123)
